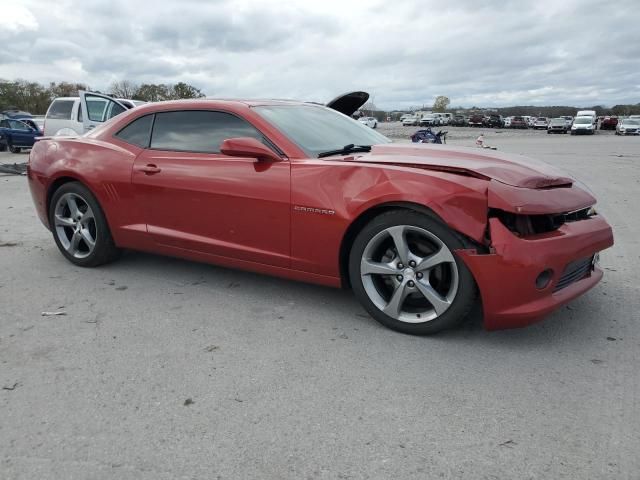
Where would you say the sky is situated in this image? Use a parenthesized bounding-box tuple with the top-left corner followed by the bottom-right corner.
(1, 0, 639, 110)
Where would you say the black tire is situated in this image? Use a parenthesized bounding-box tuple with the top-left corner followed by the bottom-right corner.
(49, 182, 121, 267)
(9, 145, 20, 153)
(348, 210, 477, 335)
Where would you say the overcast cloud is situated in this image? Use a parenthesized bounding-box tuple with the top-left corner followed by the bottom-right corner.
(1, 0, 639, 109)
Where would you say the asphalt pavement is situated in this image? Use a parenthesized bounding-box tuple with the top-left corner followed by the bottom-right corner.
(1, 131, 639, 479)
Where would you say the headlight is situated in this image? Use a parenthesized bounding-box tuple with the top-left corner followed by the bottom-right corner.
(587, 125, 593, 129)
(587, 206, 597, 216)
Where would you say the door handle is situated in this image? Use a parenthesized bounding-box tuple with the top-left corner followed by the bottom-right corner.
(138, 164, 161, 175)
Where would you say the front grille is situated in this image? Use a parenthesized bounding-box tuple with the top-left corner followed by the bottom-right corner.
(553, 256, 593, 292)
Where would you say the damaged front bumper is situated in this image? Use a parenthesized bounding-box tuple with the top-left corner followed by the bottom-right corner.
(457, 215, 614, 330)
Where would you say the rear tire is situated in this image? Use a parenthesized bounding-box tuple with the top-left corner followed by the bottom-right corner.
(49, 182, 121, 267)
(9, 145, 20, 153)
(348, 210, 477, 335)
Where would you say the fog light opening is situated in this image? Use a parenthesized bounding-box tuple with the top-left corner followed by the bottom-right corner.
(536, 269, 554, 290)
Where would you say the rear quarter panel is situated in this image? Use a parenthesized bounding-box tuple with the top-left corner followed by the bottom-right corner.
(28, 137, 145, 246)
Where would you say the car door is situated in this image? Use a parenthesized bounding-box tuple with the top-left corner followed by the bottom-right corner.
(8, 120, 33, 146)
(78, 91, 127, 133)
(131, 109, 291, 268)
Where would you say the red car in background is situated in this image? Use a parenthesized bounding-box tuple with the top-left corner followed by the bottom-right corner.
(27, 92, 613, 335)
(600, 116, 618, 130)
(510, 116, 528, 129)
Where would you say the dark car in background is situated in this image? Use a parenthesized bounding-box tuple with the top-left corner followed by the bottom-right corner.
(451, 115, 467, 126)
(547, 118, 569, 134)
(468, 114, 485, 127)
(0, 118, 41, 153)
(487, 115, 504, 128)
(600, 116, 618, 130)
(510, 116, 528, 129)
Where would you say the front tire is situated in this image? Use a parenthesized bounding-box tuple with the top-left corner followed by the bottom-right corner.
(49, 182, 121, 267)
(348, 210, 477, 335)
(9, 145, 20, 153)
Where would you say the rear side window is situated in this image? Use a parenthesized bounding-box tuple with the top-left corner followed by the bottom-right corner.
(115, 114, 153, 148)
(47, 100, 74, 120)
(150, 110, 263, 153)
(9, 120, 30, 130)
(107, 103, 126, 119)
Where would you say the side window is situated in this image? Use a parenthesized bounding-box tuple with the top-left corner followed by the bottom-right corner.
(0, 120, 9, 128)
(107, 103, 126, 120)
(150, 110, 263, 153)
(84, 95, 126, 122)
(9, 120, 30, 131)
(86, 98, 108, 121)
(115, 114, 153, 148)
(47, 100, 74, 120)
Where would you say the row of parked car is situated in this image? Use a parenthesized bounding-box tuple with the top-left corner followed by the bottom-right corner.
(399, 110, 640, 136)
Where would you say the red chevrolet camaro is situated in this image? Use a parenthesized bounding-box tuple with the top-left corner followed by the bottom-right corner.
(28, 91, 614, 334)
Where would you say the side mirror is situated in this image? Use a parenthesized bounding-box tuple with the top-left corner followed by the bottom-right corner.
(220, 137, 281, 162)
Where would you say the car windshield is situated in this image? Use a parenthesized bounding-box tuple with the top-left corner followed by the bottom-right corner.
(575, 117, 591, 124)
(254, 104, 391, 157)
(551, 119, 564, 124)
(623, 119, 639, 125)
(537, 118, 546, 121)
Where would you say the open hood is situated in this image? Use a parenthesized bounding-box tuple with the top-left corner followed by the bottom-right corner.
(326, 91, 369, 116)
(344, 143, 574, 189)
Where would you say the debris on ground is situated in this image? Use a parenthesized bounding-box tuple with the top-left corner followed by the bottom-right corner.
(0, 241, 20, 247)
(606, 337, 617, 341)
(2, 382, 20, 391)
(115, 285, 128, 291)
(184, 398, 194, 406)
(41, 311, 67, 317)
(498, 440, 517, 448)
(204, 345, 219, 352)
(476, 134, 498, 150)
(0, 162, 28, 175)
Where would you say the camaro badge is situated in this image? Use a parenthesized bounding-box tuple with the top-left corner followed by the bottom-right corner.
(294, 205, 335, 215)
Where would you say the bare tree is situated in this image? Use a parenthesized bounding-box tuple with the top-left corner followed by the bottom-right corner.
(109, 80, 139, 99)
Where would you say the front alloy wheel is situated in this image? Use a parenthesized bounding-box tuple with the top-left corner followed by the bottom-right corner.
(349, 210, 477, 335)
(360, 225, 458, 323)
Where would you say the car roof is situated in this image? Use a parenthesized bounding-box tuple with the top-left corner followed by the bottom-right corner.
(128, 98, 316, 113)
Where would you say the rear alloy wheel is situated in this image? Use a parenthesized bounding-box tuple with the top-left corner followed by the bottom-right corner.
(49, 182, 121, 267)
(349, 210, 477, 335)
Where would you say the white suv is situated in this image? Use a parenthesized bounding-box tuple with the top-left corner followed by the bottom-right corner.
(44, 91, 144, 136)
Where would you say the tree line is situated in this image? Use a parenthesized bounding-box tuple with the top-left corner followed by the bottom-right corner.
(0, 79, 205, 114)
(2, 80, 638, 118)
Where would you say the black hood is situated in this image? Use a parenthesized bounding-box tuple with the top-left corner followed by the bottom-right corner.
(326, 91, 369, 116)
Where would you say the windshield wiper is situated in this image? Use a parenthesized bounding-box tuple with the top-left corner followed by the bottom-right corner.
(318, 144, 372, 158)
